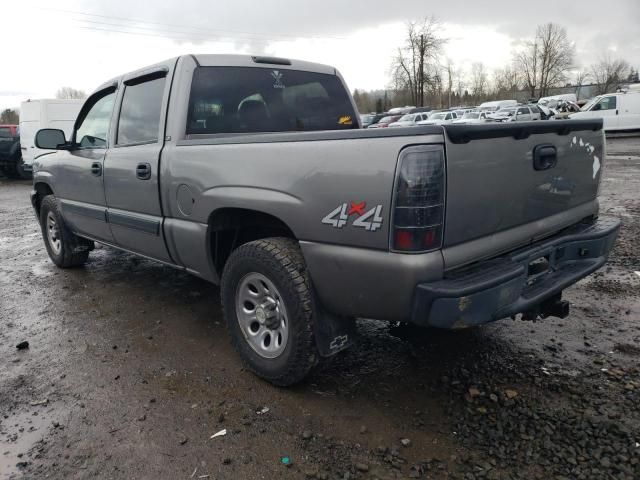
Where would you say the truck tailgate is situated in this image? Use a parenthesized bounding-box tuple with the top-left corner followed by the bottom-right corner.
(442, 120, 604, 265)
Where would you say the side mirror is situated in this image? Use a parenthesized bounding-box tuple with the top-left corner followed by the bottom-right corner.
(35, 129, 68, 150)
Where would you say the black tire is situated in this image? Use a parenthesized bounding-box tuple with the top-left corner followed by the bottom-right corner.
(3, 164, 18, 179)
(221, 237, 318, 386)
(39, 195, 93, 268)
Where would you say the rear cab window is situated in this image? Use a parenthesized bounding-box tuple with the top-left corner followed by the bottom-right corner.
(186, 66, 357, 135)
(0, 127, 12, 138)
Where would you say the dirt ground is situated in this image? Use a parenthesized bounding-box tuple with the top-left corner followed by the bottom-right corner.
(1, 137, 639, 480)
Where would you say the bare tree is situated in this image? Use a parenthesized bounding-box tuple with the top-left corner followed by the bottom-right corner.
(470, 62, 488, 100)
(517, 38, 539, 98)
(390, 17, 445, 107)
(443, 58, 456, 108)
(56, 87, 87, 100)
(515, 23, 574, 98)
(537, 23, 574, 96)
(591, 55, 630, 95)
(573, 70, 590, 99)
(492, 65, 521, 98)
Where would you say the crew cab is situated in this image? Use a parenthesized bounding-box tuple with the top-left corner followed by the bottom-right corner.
(31, 54, 620, 386)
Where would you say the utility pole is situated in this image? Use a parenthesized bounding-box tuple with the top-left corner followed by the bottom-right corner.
(418, 34, 425, 107)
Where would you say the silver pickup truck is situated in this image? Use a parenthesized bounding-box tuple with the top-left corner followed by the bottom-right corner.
(31, 54, 620, 385)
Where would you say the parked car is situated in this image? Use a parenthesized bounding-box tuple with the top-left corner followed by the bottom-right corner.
(538, 94, 577, 109)
(453, 108, 473, 118)
(19, 99, 84, 178)
(360, 112, 387, 128)
(367, 114, 402, 128)
(408, 106, 432, 114)
(550, 101, 581, 120)
(452, 111, 490, 124)
(388, 112, 430, 127)
(31, 54, 619, 386)
(417, 111, 457, 125)
(387, 106, 415, 115)
(569, 91, 640, 132)
(478, 100, 518, 112)
(489, 105, 540, 122)
(0, 125, 27, 179)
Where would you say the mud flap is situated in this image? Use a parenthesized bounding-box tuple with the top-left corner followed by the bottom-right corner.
(313, 306, 357, 358)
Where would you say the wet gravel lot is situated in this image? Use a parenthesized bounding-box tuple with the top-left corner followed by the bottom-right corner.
(1, 137, 639, 480)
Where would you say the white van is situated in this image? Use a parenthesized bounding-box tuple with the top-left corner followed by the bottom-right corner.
(569, 91, 640, 132)
(19, 99, 84, 171)
(478, 100, 517, 112)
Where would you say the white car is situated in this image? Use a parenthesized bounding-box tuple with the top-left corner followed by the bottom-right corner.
(388, 112, 430, 127)
(452, 111, 489, 124)
(417, 111, 457, 125)
(488, 106, 541, 122)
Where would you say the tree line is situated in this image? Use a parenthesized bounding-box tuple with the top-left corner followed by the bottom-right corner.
(354, 18, 638, 113)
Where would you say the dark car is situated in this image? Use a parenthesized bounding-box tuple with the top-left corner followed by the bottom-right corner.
(408, 106, 432, 114)
(360, 112, 387, 128)
(0, 125, 29, 179)
(367, 114, 402, 128)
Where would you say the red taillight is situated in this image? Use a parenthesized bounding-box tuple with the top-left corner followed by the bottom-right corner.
(393, 229, 413, 250)
(391, 146, 445, 252)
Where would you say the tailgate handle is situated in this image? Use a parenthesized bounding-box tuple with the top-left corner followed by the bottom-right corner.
(533, 144, 557, 171)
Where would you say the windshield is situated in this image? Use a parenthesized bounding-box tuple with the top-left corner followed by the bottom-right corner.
(462, 112, 480, 119)
(430, 113, 446, 120)
(187, 66, 357, 134)
(398, 114, 416, 122)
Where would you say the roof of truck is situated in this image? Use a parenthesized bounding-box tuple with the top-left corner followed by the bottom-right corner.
(193, 54, 337, 75)
(92, 54, 338, 95)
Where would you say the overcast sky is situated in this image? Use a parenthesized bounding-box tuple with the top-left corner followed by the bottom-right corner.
(2, 0, 639, 111)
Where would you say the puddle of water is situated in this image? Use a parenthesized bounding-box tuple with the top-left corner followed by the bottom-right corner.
(31, 261, 55, 278)
(0, 408, 51, 478)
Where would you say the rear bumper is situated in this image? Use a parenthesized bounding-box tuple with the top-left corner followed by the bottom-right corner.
(411, 216, 620, 328)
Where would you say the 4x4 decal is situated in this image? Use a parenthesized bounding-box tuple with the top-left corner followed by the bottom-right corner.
(321, 201, 383, 231)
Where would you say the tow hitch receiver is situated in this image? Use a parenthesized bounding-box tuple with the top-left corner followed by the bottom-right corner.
(522, 294, 570, 321)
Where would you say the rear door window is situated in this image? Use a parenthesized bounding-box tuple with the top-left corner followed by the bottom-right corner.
(187, 66, 357, 135)
(117, 75, 166, 145)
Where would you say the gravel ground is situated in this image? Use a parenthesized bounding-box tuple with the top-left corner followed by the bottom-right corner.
(1, 137, 639, 480)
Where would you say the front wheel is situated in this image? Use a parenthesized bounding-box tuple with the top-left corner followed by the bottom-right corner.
(220, 238, 318, 386)
(39, 195, 93, 268)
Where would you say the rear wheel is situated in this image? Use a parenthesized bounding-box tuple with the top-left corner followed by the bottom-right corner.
(220, 237, 318, 386)
(39, 195, 93, 268)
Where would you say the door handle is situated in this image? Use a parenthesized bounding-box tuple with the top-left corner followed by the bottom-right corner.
(90, 162, 102, 176)
(533, 144, 557, 171)
(136, 162, 151, 180)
